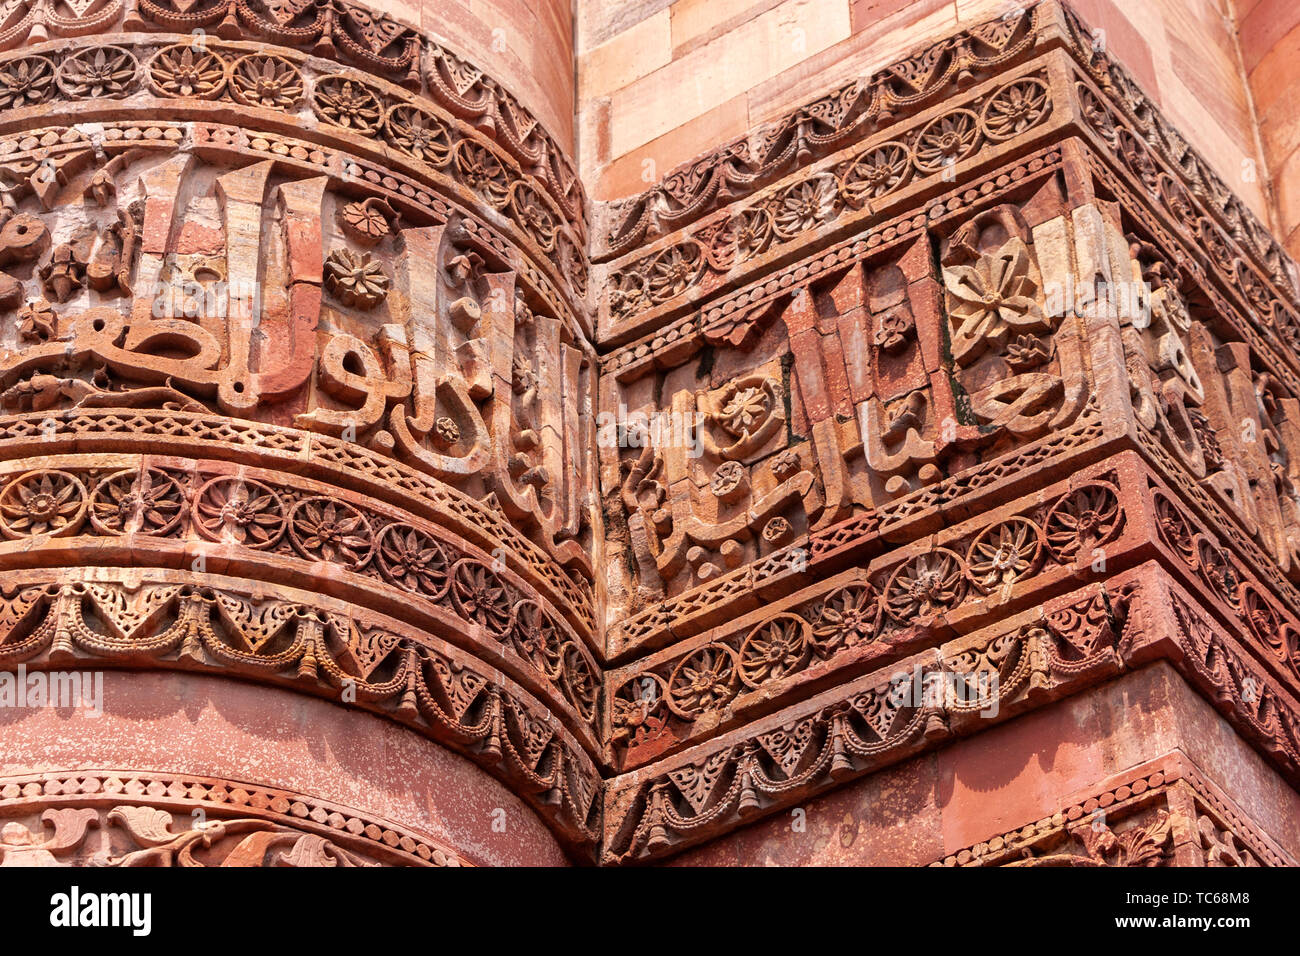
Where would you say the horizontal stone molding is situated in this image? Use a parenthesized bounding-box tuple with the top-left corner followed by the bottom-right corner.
(601, 562, 1300, 863)
(0, 565, 604, 857)
(0, 769, 469, 866)
(935, 753, 1294, 867)
(0, 0, 585, 241)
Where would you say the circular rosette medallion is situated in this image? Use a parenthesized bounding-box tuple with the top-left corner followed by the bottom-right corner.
(147, 44, 229, 99)
(840, 141, 910, 208)
(966, 516, 1044, 594)
(311, 74, 383, 134)
(229, 53, 303, 109)
(913, 108, 980, 173)
(375, 523, 450, 599)
(738, 614, 811, 688)
(1153, 492, 1196, 565)
(562, 645, 600, 723)
(91, 469, 185, 536)
(1195, 536, 1240, 609)
(450, 560, 514, 636)
(509, 601, 564, 680)
(612, 673, 667, 747)
(0, 470, 88, 538)
(288, 497, 374, 569)
(884, 548, 967, 623)
(980, 77, 1050, 140)
(1044, 482, 1122, 562)
(667, 643, 738, 719)
(383, 104, 453, 167)
(193, 476, 286, 549)
(0, 56, 55, 110)
(454, 140, 510, 207)
(811, 584, 880, 657)
(1241, 585, 1285, 657)
(57, 45, 138, 99)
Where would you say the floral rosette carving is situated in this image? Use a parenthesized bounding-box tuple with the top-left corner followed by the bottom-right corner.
(943, 237, 1047, 367)
(0, 55, 54, 109)
(708, 375, 784, 458)
(454, 140, 511, 207)
(450, 560, 513, 636)
(710, 460, 748, 502)
(229, 53, 303, 109)
(1195, 537, 1241, 610)
(509, 184, 559, 253)
(645, 242, 703, 305)
(375, 524, 450, 599)
(913, 108, 980, 173)
(90, 469, 185, 537)
(1153, 492, 1197, 565)
(56, 45, 137, 99)
(875, 308, 916, 354)
(980, 77, 1050, 140)
(731, 207, 775, 261)
(738, 614, 811, 688)
(884, 548, 967, 623)
(325, 248, 390, 309)
(562, 645, 600, 723)
(1077, 82, 1119, 147)
(0, 470, 87, 538)
(667, 644, 738, 719)
(312, 74, 383, 134)
(771, 175, 839, 241)
(147, 44, 228, 99)
(339, 198, 395, 245)
(1044, 483, 1123, 561)
(1241, 585, 1286, 658)
(839, 141, 910, 208)
(383, 104, 453, 167)
(811, 584, 881, 656)
(967, 517, 1044, 596)
(510, 601, 564, 680)
(193, 477, 286, 549)
(612, 673, 668, 748)
(288, 497, 374, 569)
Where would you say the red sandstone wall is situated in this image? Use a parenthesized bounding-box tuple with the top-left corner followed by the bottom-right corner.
(577, 0, 1271, 222)
(663, 664, 1300, 865)
(0, 673, 570, 866)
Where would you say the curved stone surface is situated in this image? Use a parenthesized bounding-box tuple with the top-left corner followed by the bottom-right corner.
(3, 0, 1300, 868)
(0, 670, 570, 866)
(0, 0, 599, 865)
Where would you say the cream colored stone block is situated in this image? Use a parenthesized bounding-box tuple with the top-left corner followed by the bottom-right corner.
(607, 0, 852, 158)
(580, 8, 674, 99)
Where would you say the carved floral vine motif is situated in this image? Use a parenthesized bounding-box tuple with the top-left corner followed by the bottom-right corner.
(601, 5, 1043, 255)
(604, 73, 1056, 324)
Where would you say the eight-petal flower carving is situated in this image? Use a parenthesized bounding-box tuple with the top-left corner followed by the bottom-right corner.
(943, 238, 1047, 366)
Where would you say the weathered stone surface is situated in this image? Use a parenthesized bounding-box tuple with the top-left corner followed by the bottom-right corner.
(0, 0, 1296, 868)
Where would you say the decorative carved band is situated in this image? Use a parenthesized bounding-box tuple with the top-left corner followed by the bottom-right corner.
(0, 769, 468, 866)
(1, 0, 1299, 869)
(0, 566, 604, 855)
(602, 562, 1300, 863)
(597, 3, 1045, 258)
(0, 0, 584, 240)
(936, 754, 1293, 867)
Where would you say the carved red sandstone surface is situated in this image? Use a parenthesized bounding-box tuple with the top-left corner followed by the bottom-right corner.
(0, 0, 1293, 866)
